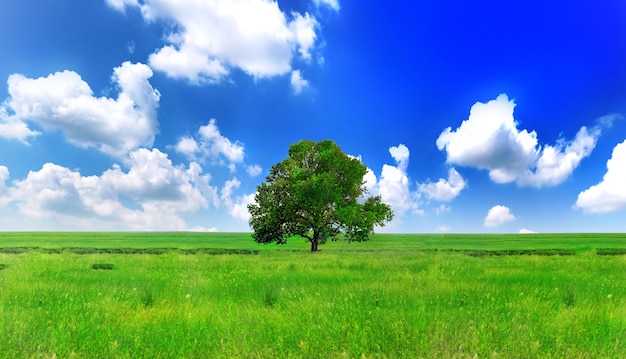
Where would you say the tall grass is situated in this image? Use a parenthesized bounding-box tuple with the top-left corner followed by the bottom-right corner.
(0, 245, 624, 358)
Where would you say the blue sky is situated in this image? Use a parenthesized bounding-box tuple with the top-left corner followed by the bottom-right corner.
(1, 0, 626, 233)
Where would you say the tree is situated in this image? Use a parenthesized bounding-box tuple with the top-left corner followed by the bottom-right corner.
(248, 139, 393, 252)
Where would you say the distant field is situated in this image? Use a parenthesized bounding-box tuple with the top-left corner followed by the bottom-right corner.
(1, 232, 626, 253)
(0, 233, 625, 358)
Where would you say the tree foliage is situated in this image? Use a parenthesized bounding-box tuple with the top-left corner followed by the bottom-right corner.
(248, 139, 393, 252)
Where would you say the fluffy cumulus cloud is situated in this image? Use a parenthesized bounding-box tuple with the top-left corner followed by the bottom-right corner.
(229, 192, 256, 221)
(290, 70, 309, 94)
(174, 119, 260, 173)
(484, 205, 516, 228)
(107, 0, 325, 84)
(197, 119, 244, 163)
(174, 137, 199, 157)
(575, 139, 626, 213)
(436, 94, 601, 187)
(378, 144, 419, 217)
(289, 13, 318, 61)
(0, 62, 160, 156)
(364, 144, 468, 223)
(419, 168, 466, 201)
(8, 163, 115, 221)
(389, 144, 410, 171)
(377, 163, 416, 217)
(101, 148, 218, 211)
(366, 145, 420, 219)
(524, 127, 599, 187)
(0, 106, 40, 143)
(0, 148, 223, 230)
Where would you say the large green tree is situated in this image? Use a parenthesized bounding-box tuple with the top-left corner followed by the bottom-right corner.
(248, 139, 393, 252)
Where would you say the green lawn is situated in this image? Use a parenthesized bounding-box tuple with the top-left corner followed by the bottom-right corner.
(0, 232, 625, 358)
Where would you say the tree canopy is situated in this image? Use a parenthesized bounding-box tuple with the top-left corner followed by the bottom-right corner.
(248, 139, 393, 252)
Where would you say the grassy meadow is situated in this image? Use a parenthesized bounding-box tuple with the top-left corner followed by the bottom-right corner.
(0, 232, 625, 358)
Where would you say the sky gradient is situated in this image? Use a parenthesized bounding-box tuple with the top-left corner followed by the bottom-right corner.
(1, 0, 626, 233)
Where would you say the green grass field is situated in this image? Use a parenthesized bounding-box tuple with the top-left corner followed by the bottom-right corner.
(0, 233, 625, 358)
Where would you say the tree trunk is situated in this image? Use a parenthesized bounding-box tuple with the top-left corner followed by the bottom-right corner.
(310, 231, 319, 252)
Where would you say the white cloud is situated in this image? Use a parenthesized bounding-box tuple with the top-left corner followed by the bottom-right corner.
(435, 204, 451, 215)
(436, 94, 600, 187)
(109, 0, 323, 84)
(220, 177, 241, 208)
(229, 192, 256, 221)
(314, 0, 340, 11)
(0, 106, 40, 143)
(1, 62, 160, 157)
(365, 144, 421, 219)
(575, 139, 626, 213)
(174, 137, 199, 158)
(246, 164, 262, 177)
(389, 144, 409, 171)
(198, 119, 245, 163)
(484, 205, 516, 228)
(101, 148, 216, 212)
(290, 70, 309, 94)
(189, 225, 218, 232)
(0, 166, 10, 206)
(148, 46, 229, 84)
(358, 145, 461, 227)
(175, 119, 245, 169)
(1, 148, 220, 230)
(105, 0, 138, 12)
(289, 13, 318, 61)
(378, 164, 415, 217)
(363, 168, 378, 195)
(0, 166, 8, 182)
(597, 113, 621, 128)
(187, 161, 220, 208)
(436, 94, 536, 180)
(519, 228, 536, 234)
(437, 224, 452, 232)
(218, 177, 255, 221)
(9, 163, 114, 221)
(519, 126, 599, 187)
(419, 168, 466, 201)
(366, 146, 463, 220)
